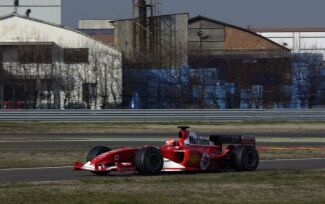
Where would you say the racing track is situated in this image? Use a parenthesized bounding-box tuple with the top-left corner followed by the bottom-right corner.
(1, 158, 325, 183)
(1, 132, 325, 183)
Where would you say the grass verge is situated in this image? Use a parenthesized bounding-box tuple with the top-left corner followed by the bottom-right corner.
(0, 170, 325, 204)
(0, 121, 325, 133)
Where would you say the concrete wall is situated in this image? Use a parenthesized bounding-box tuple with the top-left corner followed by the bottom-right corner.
(114, 19, 134, 61)
(79, 20, 114, 29)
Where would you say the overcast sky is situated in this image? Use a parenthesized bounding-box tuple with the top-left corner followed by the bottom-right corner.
(62, 0, 325, 28)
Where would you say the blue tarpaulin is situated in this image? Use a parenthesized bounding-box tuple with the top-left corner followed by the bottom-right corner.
(124, 54, 324, 109)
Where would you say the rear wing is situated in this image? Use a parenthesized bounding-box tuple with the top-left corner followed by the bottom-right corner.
(209, 135, 256, 146)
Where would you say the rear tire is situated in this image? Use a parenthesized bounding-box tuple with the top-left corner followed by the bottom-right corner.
(232, 145, 259, 171)
(134, 146, 163, 175)
(86, 146, 111, 176)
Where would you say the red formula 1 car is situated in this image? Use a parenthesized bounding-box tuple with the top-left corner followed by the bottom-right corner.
(74, 126, 259, 175)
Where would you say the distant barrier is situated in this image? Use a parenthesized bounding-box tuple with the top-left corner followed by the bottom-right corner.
(0, 101, 24, 110)
(0, 109, 324, 122)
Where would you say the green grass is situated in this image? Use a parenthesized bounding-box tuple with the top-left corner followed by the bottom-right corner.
(1, 170, 325, 204)
(260, 149, 325, 160)
(0, 121, 325, 133)
(0, 149, 86, 169)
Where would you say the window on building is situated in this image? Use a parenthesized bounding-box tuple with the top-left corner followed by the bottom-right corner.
(18, 45, 53, 64)
(64, 48, 89, 64)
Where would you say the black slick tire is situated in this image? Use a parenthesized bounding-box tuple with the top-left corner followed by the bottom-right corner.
(134, 146, 163, 175)
(232, 145, 259, 171)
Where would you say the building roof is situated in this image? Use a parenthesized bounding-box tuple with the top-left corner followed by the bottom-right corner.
(189, 15, 290, 52)
(0, 42, 55, 46)
(251, 27, 325, 33)
(0, 13, 116, 48)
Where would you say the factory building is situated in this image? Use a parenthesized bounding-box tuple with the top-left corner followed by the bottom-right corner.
(0, 13, 122, 109)
(252, 27, 325, 107)
(187, 16, 292, 108)
(252, 27, 325, 60)
(113, 12, 296, 108)
(0, 0, 61, 24)
(188, 16, 288, 57)
(80, 8, 323, 109)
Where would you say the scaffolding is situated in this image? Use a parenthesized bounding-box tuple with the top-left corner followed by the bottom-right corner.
(131, 0, 179, 68)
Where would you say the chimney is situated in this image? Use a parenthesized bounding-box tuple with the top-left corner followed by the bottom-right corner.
(25, 9, 31, 17)
(14, 0, 19, 13)
(138, 0, 147, 55)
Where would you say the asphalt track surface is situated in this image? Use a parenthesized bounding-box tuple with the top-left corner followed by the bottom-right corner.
(1, 132, 325, 149)
(1, 132, 325, 183)
(1, 158, 325, 183)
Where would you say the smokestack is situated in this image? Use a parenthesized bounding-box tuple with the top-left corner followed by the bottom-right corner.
(13, 0, 19, 13)
(138, 0, 147, 55)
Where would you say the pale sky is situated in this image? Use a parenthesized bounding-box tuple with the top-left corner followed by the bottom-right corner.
(62, 0, 325, 28)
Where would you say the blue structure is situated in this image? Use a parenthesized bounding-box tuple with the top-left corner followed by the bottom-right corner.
(290, 53, 323, 108)
(124, 53, 325, 109)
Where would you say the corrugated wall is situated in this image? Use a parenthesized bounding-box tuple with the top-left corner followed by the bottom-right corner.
(114, 20, 134, 61)
(224, 26, 287, 51)
(114, 13, 188, 68)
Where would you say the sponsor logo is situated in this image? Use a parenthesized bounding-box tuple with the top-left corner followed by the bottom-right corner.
(188, 135, 210, 145)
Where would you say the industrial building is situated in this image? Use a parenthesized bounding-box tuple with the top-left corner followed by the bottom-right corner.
(113, 13, 188, 68)
(0, 13, 122, 109)
(188, 16, 288, 57)
(78, 20, 115, 45)
(114, 5, 295, 108)
(1, 0, 323, 109)
(253, 27, 325, 60)
(252, 27, 325, 107)
(0, 0, 61, 24)
(187, 16, 293, 108)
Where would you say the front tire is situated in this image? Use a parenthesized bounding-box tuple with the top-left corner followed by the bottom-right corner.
(86, 146, 111, 176)
(134, 146, 163, 175)
(232, 145, 259, 171)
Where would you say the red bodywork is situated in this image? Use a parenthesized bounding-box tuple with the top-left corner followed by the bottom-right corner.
(74, 128, 256, 173)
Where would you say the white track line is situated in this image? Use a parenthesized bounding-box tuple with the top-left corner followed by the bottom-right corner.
(0, 138, 166, 142)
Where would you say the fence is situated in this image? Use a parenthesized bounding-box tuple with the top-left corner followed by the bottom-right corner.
(0, 109, 324, 122)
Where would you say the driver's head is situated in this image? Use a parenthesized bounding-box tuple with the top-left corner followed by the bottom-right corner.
(178, 129, 189, 146)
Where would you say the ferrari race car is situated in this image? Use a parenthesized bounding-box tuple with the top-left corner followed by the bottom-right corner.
(74, 126, 259, 175)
